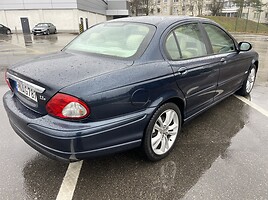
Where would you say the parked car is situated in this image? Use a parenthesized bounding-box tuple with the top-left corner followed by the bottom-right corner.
(32, 23, 57, 35)
(0, 24, 11, 34)
(4, 16, 258, 162)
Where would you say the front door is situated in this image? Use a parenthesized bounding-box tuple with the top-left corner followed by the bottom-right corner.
(202, 23, 250, 101)
(20, 17, 31, 34)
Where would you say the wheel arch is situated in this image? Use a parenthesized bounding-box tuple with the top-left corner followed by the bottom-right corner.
(149, 91, 186, 123)
(253, 60, 258, 71)
(160, 97, 185, 123)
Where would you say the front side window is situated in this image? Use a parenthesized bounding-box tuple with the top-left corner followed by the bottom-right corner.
(203, 24, 235, 54)
(165, 23, 207, 60)
(65, 22, 155, 58)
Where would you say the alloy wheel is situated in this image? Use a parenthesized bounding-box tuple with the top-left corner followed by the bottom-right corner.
(151, 109, 179, 155)
(246, 68, 256, 93)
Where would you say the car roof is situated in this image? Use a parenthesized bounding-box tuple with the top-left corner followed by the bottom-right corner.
(37, 23, 52, 24)
(108, 16, 214, 26)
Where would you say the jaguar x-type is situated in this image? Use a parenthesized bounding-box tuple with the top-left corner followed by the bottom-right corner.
(3, 16, 258, 162)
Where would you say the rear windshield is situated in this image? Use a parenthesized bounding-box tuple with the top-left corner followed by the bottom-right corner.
(64, 22, 155, 58)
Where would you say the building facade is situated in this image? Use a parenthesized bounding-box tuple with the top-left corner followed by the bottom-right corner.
(0, 0, 130, 33)
(147, 0, 268, 23)
(221, 0, 268, 24)
(146, 0, 211, 17)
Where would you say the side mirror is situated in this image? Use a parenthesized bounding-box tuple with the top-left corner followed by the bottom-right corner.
(238, 42, 252, 52)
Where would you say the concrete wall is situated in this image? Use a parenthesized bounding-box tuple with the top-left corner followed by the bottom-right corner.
(77, 9, 106, 30)
(0, 0, 78, 10)
(0, 9, 106, 33)
(106, 0, 129, 16)
(77, 0, 107, 15)
(0, 0, 108, 16)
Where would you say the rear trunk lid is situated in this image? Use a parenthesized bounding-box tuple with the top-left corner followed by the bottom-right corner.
(7, 51, 133, 115)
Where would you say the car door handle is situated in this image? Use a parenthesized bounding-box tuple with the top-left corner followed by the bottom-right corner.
(220, 58, 226, 63)
(177, 67, 188, 75)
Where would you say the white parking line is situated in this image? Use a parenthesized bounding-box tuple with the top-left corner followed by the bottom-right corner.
(56, 160, 83, 200)
(235, 95, 268, 117)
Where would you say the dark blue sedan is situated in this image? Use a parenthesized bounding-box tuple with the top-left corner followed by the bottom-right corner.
(3, 16, 258, 162)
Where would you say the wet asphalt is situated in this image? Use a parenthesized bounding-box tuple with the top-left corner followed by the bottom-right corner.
(0, 33, 268, 200)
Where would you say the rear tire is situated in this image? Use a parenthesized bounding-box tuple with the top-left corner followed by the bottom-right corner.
(237, 64, 257, 96)
(143, 103, 182, 161)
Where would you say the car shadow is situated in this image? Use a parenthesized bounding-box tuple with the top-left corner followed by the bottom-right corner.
(0, 34, 12, 42)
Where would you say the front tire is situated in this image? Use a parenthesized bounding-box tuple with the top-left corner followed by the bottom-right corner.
(237, 64, 257, 96)
(6, 29, 11, 34)
(143, 103, 182, 161)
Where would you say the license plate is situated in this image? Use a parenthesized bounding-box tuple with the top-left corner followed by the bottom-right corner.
(17, 81, 38, 102)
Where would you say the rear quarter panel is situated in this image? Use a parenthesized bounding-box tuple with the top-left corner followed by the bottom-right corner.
(60, 62, 185, 122)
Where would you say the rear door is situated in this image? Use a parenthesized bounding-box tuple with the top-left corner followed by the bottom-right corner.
(201, 23, 251, 101)
(165, 23, 220, 119)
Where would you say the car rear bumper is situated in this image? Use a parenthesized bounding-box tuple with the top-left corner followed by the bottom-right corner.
(3, 91, 153, 162)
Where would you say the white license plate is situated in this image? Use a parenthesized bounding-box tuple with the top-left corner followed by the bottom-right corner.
(17, 81, 38, 102)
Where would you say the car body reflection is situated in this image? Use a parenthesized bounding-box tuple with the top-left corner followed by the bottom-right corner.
(33, 34, 58, 44)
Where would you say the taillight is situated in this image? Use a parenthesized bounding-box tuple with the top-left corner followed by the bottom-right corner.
(5, 70, 13, 91)
(46, 93, 90, 120)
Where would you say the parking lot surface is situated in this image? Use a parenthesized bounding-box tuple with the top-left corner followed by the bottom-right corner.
(1, 33, 268, 200)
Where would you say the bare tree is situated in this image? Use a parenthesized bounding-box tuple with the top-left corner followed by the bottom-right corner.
(188, 0, 196, 16)
(197, 0, 204, 15)
(232, 0, 249, 17)
(130, 0, 156, 16)
(250, 0, 267, 32)
(232, 0, 266, 17)
(210, 0, 224, 16)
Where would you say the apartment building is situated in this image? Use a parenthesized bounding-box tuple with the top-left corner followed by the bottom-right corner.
(222, 0, 268, 23)
(148, 0, 212, 17)
(146, 0, 268, 23)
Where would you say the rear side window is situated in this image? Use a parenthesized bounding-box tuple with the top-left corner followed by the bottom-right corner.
(165, 33, 180, 60)
(165, 23, 207, 60)
(203, 24, 235, 54)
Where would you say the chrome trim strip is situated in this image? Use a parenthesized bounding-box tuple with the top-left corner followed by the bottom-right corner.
(7, 72, 46, 93)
